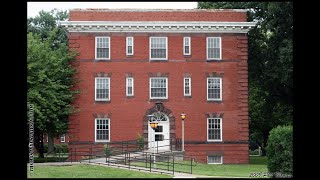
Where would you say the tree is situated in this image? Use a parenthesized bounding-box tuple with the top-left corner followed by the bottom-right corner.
(27, 9, 78, 157)
(198, 2, 293, 154)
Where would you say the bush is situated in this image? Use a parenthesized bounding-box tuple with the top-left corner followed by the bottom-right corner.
(55, 144, 68, 153)
(136, 133, 145, 150)
(104, 144, 112, 156)
(42, 144, 68, 154)
(266, 125, 293, 178)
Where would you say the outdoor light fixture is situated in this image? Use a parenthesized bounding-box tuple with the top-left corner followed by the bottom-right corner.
(181, 112, 186, 151)
(148, 114, 158, 129)
(181, 113, 186, 120)
(150, 121, 159, 129)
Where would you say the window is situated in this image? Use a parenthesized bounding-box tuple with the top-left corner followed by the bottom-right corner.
(150, 37, 168, 60)
(183, 37, 191, 55)
(95, 37, 110, 60)
(150, 77, 168, 99)
(95, 77, 110, 101)
(184, 77, 191, 96)
(126, 37, 134, 55)
(95, 118, 110, 142)
(60, 134, 65, 143)
(126, 77, 134, 96)
(207, 77, 222, 101)
(207, 37, 221, 60)
(207, 118, 222, 141)
(208, 155, 223, 164)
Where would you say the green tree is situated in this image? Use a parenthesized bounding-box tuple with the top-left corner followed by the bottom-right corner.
(27, 9, 79, 158)
(198, 2, 293, 154)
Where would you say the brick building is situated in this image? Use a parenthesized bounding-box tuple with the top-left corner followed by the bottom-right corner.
(61, 9, 256, 164)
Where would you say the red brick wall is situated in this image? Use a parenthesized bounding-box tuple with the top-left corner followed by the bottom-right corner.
(67, 10, 249, 164)
(69, 10, 247, 22)
(69, 33, 240, 61)
(43, 134, 69, 144)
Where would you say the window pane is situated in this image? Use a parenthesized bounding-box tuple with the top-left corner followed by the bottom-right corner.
(150, 37, 167, 59)
(96, 78, 109, 100)
(150, 78, 167, 98)
(207, 38, 220, 59)
(128, 46, 132, 54)
(208, 156, 222, 164)
(208, 78, 221, 100)
(128, 87, 132, 94)
(96, 118, 109, 141)
(96, 37, 109, 58)
(185, 46, 189, 54)
(208, 118, 221, 140)
(127, 37, 132, 46)
(155, 126, 163, 132)
(155, 135, 164, 141)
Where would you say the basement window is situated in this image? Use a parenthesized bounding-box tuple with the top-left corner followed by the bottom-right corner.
(208, 155, 223, 164)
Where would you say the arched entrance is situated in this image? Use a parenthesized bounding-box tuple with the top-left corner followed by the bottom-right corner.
(143, 102, 176, 151)
(148, 112, 170, 150)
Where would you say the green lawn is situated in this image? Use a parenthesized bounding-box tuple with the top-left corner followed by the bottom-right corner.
(131, 156, 268, 178)
(27, 164, 172, 178)
(27, 156, 268, 178)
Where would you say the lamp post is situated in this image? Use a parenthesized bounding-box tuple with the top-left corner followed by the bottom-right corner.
(181, 113, 186, 152)
(148, 114, 158, 168)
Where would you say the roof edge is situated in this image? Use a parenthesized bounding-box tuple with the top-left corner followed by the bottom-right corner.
(69, 8, 248, 12)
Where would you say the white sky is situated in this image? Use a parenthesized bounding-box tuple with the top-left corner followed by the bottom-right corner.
(27, 2, 198, 18)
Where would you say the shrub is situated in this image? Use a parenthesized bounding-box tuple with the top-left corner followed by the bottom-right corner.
(56, 144, 68, 153)
(104, 144, 112, 156)
(266, 125, 293, 178)
(136, 133, 145, 150)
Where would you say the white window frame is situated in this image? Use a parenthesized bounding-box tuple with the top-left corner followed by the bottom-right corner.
(95, 77, 110, 101)
(95, 118, 110, 142)
(126, 77, 134, 96)
(183, 37, 191, 55)
(60, 134, 65, 143)
(149, 77, 168, 99)
(184, 77, 191, 96)
(95, 36, 110, 60)
(207, 118, 223, 142)
(126, 37, 134, 55)
(149, 37, 168, 60)
(206, 37, 222, 60)
(207, 77, 222, 101)
(208, 155, 223, 164)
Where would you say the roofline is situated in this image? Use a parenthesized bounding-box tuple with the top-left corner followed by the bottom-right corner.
(69, 8, 248, 12)
(60, 21, 256, 34)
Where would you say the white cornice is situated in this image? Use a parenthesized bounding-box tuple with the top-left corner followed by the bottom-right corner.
(60, 21, 256, 34)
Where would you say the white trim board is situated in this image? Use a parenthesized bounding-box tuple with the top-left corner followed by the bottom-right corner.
(60, 21, 256, 33)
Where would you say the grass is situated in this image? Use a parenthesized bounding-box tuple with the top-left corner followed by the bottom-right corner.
(27, 164, 172, 178)
(27, 156, 268, 178)
(131, 156, 268, 178)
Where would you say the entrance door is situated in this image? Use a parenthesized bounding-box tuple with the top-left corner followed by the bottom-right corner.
(148, 113, 170, 151)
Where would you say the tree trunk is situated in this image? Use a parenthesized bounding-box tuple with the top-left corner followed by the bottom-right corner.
(47, 133, 55, 154)
(34, 128, 44, 158)
(261, 131, 269, 156)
